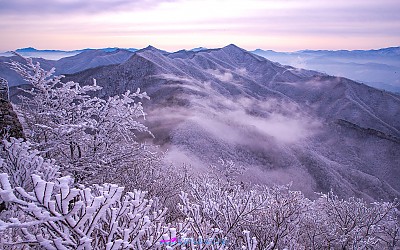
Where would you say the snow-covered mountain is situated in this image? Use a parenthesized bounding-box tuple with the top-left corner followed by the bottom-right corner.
(54, 48, 134, 74)
(2, 45, 399, 93)
(0, 49, 135, 86)
(58, 44, 400, 201)
(252, 47, 400, 93)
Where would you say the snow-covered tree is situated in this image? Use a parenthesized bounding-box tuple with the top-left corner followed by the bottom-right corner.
(0, 172, 180, 249)
(177, 162, 266, 249)
(249, 184, 308, 250)
(177, 166, 400, 249)
(0, 144, 398, 249)
(0, 136, 193, 249)
(9, 53, 156, 186)
(300, 192, 400, 249)
(0, 137, 59, 191)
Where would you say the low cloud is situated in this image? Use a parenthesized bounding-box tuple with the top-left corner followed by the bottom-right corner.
(162, 146, 207, 173)
(235, 68, 248, 76)
(206, 69, 234, 82)
(143, 70, 324, 191)
(192, 108, 320, 144)
(150, 70, 321, 145)
(154, 73, 193, 83)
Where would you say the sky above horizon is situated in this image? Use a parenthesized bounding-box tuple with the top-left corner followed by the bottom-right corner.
(0, 0, 399, 52)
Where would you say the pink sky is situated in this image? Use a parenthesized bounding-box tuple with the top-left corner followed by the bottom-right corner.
(0, 0, 399, 51)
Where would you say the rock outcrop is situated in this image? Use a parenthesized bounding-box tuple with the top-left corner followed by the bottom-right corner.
(0, 78, 24, 139)
(0, 77, 9, 101)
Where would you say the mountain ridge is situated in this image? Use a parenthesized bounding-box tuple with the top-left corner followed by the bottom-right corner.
(2, 44, 399, 92)
(58, 44, 400, 201)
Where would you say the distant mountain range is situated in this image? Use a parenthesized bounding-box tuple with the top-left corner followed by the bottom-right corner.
(251, 47, 400, 93)
(2, 44, 400, 201)
(1, 45, 399, 93)
(0, 47, 138, 60)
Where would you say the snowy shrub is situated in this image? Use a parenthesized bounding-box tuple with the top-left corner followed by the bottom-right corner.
(9, 53, 158, 187)
(0, 138, 190, 249)
(9, 54, 151, 159)
(249, 184, 308, 250)
(0, 173, 183, 249)
(300, 192, 400, 249)
(177, 162, 267, 249)
(0, 137, 59, 191)
(0, 140, 398, 249)
(178, 169, 400, 250)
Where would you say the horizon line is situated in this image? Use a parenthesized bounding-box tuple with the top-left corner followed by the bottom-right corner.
(1, 44, 400, 54)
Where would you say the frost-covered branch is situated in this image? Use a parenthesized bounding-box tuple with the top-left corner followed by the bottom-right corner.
(0, 137, 59, 191)
(0, 173, 177, 249)
(10, 53, 155, 187)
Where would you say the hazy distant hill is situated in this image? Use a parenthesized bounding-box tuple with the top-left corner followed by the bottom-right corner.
(0, 49, 135, 86)
(252, 47, 400, 93)
(60, 44, 400, 201)
(0, 47, 138, 60)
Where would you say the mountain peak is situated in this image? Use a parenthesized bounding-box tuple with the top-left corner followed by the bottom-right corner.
(219, 44, 248, 55)
(137, 45, 168, 54)
(223, 44, 243, 50)
(145, 45, 157, 50)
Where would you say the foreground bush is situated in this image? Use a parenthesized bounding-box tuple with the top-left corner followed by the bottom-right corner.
(0, 140, 398, 249)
